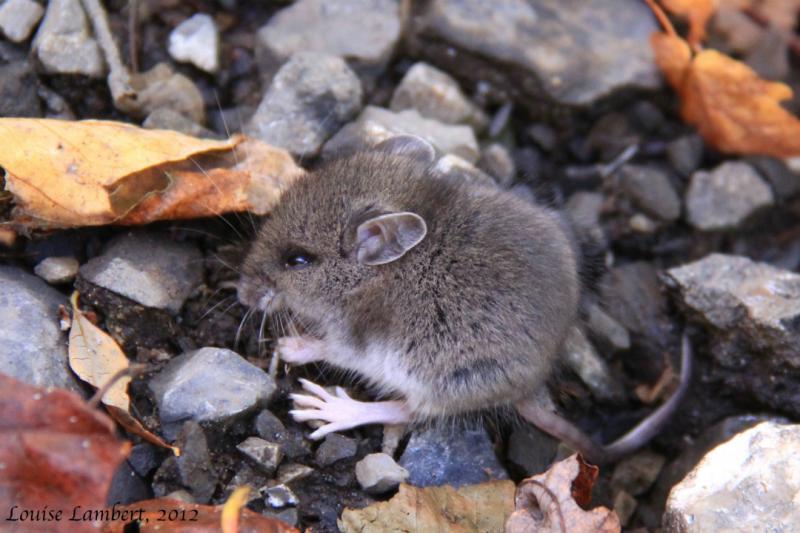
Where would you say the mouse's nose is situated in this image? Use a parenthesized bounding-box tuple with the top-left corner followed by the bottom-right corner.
(237, 278, 275, 311)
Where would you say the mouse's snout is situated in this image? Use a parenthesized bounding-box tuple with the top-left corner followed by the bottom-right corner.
(237, 277, 275, 312)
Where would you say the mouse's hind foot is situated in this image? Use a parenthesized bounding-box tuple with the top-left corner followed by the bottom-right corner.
(289, 378, 411, 439)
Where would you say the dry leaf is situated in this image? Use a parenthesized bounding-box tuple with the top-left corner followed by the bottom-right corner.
(505, 454, 621, 533)
(661, 0, 716, 48)
(221, 486, 251, 533)
(339, 480, 515, 533)
(100, 497, 299, 533)
(69, 292, 131, 411)
(0, 119, 301, 230)
(652, 32, 800, 157)
(68, 292, 179, 455)
(0, 372, 130, 532)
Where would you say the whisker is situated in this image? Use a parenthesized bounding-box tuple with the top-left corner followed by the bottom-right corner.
(198, 293, 235, 322)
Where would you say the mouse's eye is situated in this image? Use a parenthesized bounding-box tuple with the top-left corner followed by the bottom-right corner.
(284, 251, 314, 270)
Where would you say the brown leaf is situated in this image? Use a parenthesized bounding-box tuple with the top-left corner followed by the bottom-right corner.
(651, 32, 800, 157)
(661, 0, 716, 48)
(100, 498, 299, 533)
(505, 454, 621, 533)
(0, 373, 130, 532)
(339, 480, 516, 533)
(0, 119, 301, 230)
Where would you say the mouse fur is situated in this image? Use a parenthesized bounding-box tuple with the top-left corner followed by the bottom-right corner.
(239, 143, 580, 420)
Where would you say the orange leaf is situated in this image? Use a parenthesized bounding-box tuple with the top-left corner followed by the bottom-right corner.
(661, 0, 716, 48)
(0, 119, 301, 230)
(651, 32, 800, 157)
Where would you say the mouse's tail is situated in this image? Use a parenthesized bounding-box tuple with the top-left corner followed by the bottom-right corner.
(516, 332, 692, 464)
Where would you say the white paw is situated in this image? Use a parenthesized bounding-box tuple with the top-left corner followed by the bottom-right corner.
(276, 336, 323, 365)
(289, 379, 411, 440)
(289, 379, 363, 439)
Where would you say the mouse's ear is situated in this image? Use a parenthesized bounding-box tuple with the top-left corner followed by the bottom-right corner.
(374, 135, 436, 163)
(355, 212, 428, 266)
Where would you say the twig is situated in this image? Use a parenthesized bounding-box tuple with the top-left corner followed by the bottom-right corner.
(644, 0, 678, 37)
(88, 364, 147, 409)
(81, 0, 137, 106)
(128, 0, 139, 73)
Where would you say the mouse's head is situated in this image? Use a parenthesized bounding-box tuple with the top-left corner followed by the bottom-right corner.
(238, 136, 437, 331)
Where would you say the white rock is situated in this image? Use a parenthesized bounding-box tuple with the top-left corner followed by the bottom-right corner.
(664, 422, 800, 532)
(34, 256, 79, 284)
(31, 0, 105, 77)
(168, 13, 219, 73)
(355, 453, 409, 493)
(0, 0, 44, 43)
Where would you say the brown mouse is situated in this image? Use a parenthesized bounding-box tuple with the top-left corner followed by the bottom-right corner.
(238, 135, 691, 464)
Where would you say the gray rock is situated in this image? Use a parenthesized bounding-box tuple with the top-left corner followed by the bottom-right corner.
(561, 326, 625, 402)
(585, 302, 631, 353)
(610, 450, 666, 497)
(390, 62, 487, 131)
(711, 6, 763, 54)
(143, 108, 216, 139)
(254, 409, 311, 459)
(324, 105, 479, 162)
(399, 425, 508, 487)
(686, 161, 774, 231)
(748, 156, 800, 201)
(666, 134, 704, 178)
(31, 0, 105, 77)
(478, 143, 516, 188)
(168, 13, 219, 74)
(613, 490, 638, 528)
(507, 424, 559, 476)
(264, 484, 298, 508)
(526, 123, 557, 152)
(355, 453, 409, 494)
(128, 444, 159, 478)
(277, 463, 314, 484)
(664, 422, 800, 532)
(153, 421, 218, 504)
(314, 434, 357, 466)
(237, 437, 283, 477)
(0, 61, 41, 117)
(617, 164, 681, 222)
(629, 213, 659, 234)
(247, 52, 362, 158)
(255, 0, 401, 84)
(564, 191, 607, 250)
(0, 266, 80, 391)
(263, 508, 299, 527)
(745, 26, 789, 81)
(79, 232, 203, 313)
(223, 464, 268, 500)
(149, 347, 277, 440)
(120, 63, 206, 124)
(666, 254, 800, 368)
(409, 0, 660, 109)
(0, 0, 44, 43)
(34, 256, 79, 284)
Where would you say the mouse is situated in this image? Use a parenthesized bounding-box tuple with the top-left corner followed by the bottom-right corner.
(237, 135, 691, 464)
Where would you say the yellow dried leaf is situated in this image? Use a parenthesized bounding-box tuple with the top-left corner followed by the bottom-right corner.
(68, 292, 131, 411)
(0, 119, 301, 229)
(338, 480, 515, 533)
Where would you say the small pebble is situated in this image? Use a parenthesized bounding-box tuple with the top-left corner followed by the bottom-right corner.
(277, 463, 314, 484)
(315, 434, 358, 466)
(168, 13, 219, 73)
(265, 484, 298, 508)
(0, 0, 44, 43)
(355, 453, 409, 494)
(34, 256, 79, 284)
(237, 437, 283, 476)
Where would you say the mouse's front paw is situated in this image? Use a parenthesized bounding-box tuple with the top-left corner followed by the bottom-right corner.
(289, 378, 410, 440)
(276, 336, 324, 365)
